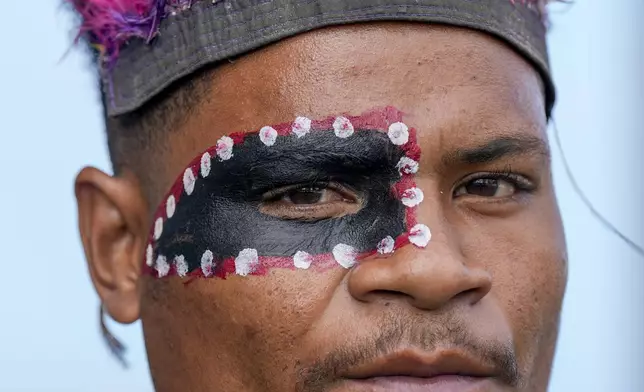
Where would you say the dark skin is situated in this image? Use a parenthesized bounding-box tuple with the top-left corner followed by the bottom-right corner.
(76, 23, 567, 391)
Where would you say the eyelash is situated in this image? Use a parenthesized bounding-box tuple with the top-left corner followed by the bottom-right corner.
(261, 180, 348, 201)
(259, 181, 361, 221)
(454, 168, 536, 197)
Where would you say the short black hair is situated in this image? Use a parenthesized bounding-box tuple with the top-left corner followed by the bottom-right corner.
(71, 13, 209, 196)
(98, 60, 215, 197)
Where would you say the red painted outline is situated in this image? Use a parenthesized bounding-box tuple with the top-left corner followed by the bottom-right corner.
(142, 106, 422, 279)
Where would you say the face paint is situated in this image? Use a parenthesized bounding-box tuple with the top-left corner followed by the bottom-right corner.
(143, 107, 429, 279)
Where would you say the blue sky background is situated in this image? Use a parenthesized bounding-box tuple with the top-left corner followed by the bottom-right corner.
(0, 1, 642, 391)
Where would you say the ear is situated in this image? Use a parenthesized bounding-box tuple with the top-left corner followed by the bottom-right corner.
(75, 167, 149, 324)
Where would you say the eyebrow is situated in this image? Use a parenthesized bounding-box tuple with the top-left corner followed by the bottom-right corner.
(224, 129, 403, 193)
(442, 135, 550, 166)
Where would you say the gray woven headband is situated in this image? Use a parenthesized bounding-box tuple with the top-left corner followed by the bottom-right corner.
(74, 0, 554, 117)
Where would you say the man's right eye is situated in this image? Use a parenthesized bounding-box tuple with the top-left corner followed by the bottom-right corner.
(260, 182, 361, 220)
(282, 186, 344, 205)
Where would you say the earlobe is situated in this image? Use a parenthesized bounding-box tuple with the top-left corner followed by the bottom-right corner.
(75, 167, 148, 324)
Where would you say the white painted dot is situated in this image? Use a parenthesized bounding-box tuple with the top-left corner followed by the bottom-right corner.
(293, 251, 313, 269)
(155, 254, 170, 277)
(200, 152, 212, 177)
(183, 167, 196, 195)
(333, 244, 357, 269)
(259, 126, 278, 146)
(292, 116, 311, 138)
(166, 195, 176, 218)
(201, 249, 214, 277)
(153, 217, 163, 240)
(216, 136, 234, 161)
(388, 122, 409, 145)
(377, 236, 395, 254)
(401, 187, 424, 207)
(333, 116, 354, 138)
(409, 224, 431, 248)
(174, 255, 188, 277)
(235, 248, 259, 276)
(145, 244, 154, 267)
(396, 156, 419, 176)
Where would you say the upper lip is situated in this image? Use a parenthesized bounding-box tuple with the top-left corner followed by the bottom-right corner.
(343, 348, 497, 379)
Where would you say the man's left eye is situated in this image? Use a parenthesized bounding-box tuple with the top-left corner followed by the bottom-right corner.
(455, 178, 516, 198)
(453, 172, 535, 199)
(260, 183, 360, 220)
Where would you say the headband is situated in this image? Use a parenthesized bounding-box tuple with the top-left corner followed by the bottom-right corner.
(71, 0, 556, 117)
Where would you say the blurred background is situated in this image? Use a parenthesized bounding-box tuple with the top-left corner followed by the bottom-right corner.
(0, 1, 642, 391)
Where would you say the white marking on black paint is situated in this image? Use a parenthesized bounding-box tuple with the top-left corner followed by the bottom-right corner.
(409, 224, 431, 248)
(201, 250, 214, 277)
(174, 255, 188, 277)
(155, 254, 170, 277)
(333, 244, 357, 268)
(259, 126, 278, 146)
(388, 122, 409, 145)
(146, 244, 154, 267)
(183, 167, 196, 195)
(293, 251, 313, 269)
(396, 156, 419, 175)
(235, 248, 259, 276)
(216, 136, 234, 161)
(200, 152, 212, 178)
(292, 116, 312, 138)
(166, 195, 176, 218)
(401, 187, 424, 207)
(153, 217, 163, 241)
(377, 236, 395, 254)
(333, 116, 354, 138)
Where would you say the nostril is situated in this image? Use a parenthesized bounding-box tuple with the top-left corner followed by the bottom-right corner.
(362, 289, 414, 304)
(455, 287, 488, 305)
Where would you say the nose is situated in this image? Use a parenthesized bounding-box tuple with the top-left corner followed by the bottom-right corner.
(347, 228, 492, 311)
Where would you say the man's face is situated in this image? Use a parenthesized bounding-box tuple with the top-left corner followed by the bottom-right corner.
(80, 23, 567, 392)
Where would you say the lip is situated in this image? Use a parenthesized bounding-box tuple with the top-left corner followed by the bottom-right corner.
(341, 348, 498, 392)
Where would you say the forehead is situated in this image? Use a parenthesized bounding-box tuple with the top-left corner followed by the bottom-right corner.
(156, 23, 546, 203)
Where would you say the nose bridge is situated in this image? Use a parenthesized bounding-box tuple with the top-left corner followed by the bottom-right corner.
(347, 188, 492, 310)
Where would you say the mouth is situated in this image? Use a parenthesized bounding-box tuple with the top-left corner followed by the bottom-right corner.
(341, 348, 500, 392)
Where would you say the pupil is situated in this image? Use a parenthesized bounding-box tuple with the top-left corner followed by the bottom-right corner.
(466, 179, 498, 197)
(289, 187, 323, 204)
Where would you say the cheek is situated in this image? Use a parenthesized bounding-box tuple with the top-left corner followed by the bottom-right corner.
(462, 204, 566, 365)
(141, 271, 342, 389)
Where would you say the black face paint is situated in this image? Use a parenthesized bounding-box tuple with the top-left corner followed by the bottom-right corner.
(143, 108, 428, 279)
